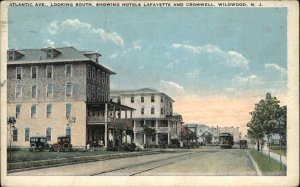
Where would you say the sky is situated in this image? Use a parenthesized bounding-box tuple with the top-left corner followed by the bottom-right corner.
(8, 6, 287, 135)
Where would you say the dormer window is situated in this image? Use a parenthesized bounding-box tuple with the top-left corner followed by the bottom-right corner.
(7, 50, 24, 61)
(41, 48, 61, 59)
(8, 51, 14, 61)
(46, 50, 52, 59)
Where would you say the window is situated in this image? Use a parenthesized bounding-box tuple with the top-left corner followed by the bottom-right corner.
(88, 65, 91, 78)
(66, 127, 71, 137)
(161, 95, 164, 102)
(87, 84, 91, 99)
(151, 120, 155, 127)
(92, 86, 95, 99)
(66, 64, 72, 78)
(106, 91, 109, 101)
(92, 67, 96, 80)
(106, 74, 109, 85)
(16, 67, 22, 80)
(46, 50, 52, 58)
(66, 83, 72, 97)
(46, 128, 51, 141)
(46, 65, 53, 78)
(97, 88, 101, 100)
(102, 72, 105, 84)
(170, 102, 172, 108)
(31, 104, 37, 118)
(131, 96, 134, 103)
(15, 85, 22, 98)
(141, 96, 144, 103)
(97, 70, 101, 82)
(101, 90, 104, 102)
(161, 107, 164, 115)
(47, 104, 52, 118)
(152, 135, 155, 142)
(8, 51, 13, 61)
(32, 85, 37, 98)
(16, 105, 21, 118)
(141, 107, 144, 115)
(141, 120, 144, 127)
(12, 128, 18, 141)
(151, 107, 155, 115)
(151, 95, 155, 102)
(25, 128, 30, 141)
(66, 103, 72, 118)
(46, 85, 53, 98)
(31, 66, 38, 79)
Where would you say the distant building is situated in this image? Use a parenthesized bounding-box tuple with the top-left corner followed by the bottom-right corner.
(110, 88, 183, 148)
(184, 123, 241, 144)
(7, 47, 134, 148)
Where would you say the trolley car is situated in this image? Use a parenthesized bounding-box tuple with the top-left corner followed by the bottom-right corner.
(219, 133, 234, 149)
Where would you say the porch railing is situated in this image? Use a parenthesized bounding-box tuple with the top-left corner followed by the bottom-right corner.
(87, 116, 132, 125)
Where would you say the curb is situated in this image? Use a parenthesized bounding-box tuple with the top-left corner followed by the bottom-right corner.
(247, 150, 262, 176)
(8, 150, 163, 173)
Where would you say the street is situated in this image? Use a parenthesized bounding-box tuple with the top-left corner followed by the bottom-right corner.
(9, 147, 258, 176)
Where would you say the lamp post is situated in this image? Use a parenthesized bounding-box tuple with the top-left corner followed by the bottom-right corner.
(66, 116, 76, 153)
(7, 116, 16, 169)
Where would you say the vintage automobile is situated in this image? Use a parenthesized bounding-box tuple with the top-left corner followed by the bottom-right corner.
(239, 140, 248, 149)
(29, 136, 49, 152)
(50, 136, 72, 152)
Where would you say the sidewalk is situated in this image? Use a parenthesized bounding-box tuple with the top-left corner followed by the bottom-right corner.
(262, 148, 286, 165)
(249, 143, 286, 165)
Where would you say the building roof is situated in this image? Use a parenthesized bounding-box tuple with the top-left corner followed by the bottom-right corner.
(110, 88, 175, 102)
(7, 46, 115, 74)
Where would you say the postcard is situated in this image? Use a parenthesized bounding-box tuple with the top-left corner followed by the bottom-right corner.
(1, 1, 299, 186)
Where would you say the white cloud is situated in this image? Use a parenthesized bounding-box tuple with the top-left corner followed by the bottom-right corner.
(92, 28, 124, 46)
(110, 52, 119, 59)
(138, 66, 144, 70)
(62, 41, 78, 47)
(232, 74, 263, 86)
(185, 69, 201, 77)
(45, 39, 55, 47)
(48, 21, 59, 35)
(132, 41, 141, 50)
(264, 63, 287, 75)
(160, 80, 184, 93)
(166, 59, 180, 68)
(47, 19, 124, 46)
(61, 19, 91, 29)
(172, 43, 200, 54)
(171, 43, 249, 68)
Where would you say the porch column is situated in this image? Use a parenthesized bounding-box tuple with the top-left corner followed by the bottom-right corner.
(133, 120, 136, 144)
(143, 119, 146, 145)
(156, 120, 159, 145)
(168, 120, 170, 145)
(113, 129, 115, 147)
(104, 103, 108, 148)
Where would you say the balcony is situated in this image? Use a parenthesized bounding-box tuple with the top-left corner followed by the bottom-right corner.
(87, 116, 132, 125)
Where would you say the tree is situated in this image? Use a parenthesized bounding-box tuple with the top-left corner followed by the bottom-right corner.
(247, 93, 286, 162)
(143, 125, 156, 148)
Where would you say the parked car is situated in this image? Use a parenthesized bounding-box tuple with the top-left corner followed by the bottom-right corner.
(50, 136, 72, 152)
(29, 136, 49, 152)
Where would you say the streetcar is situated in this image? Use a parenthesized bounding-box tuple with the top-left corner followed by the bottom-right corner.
(219, 133, 234, 149)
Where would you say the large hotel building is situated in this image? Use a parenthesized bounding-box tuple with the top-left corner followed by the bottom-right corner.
(110, 88, 183, 148)
(7, 47, 134, 148)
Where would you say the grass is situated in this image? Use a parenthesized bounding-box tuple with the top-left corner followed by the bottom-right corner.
(7, 149, 116, 163)
(269, 145, 286, 156)
(249, 149, 286, 175)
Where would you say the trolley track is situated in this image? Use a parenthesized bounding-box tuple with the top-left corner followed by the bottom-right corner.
(90, 152, 195, 176)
